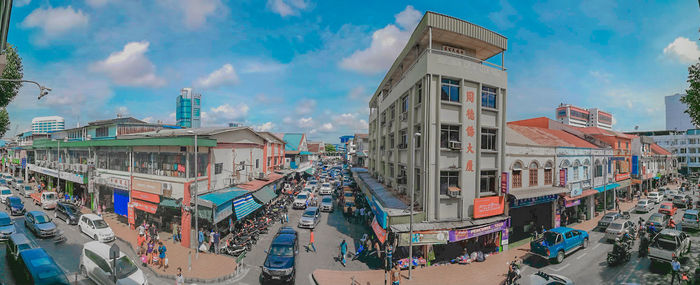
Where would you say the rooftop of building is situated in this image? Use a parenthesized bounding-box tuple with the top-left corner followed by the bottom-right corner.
(307, 142, 321, 153)
(507, 123, 599, 148)
(279, 133, 306, 153)
(257, 131, 285, 144)
(650, 143, 672, 155)
(31, 116, 65, 123)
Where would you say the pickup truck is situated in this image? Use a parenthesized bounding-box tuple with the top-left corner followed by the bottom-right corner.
(30, 191, 58, 210)
(530, 227, 589, 263)
(649, 229, 691, 264)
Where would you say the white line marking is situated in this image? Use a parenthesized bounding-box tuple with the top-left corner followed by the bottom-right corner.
(551, 263, 570, 272)
(593, 243, 601, 250)
(575, 252, 588, 260)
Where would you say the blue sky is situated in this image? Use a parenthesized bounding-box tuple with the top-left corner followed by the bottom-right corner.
(6, 0, 700, 143)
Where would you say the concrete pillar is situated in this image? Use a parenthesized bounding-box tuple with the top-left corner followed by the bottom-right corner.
(587, 196, 594, 220)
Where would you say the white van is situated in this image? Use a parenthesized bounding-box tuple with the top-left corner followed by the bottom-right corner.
(80, 241, 147, 285)
(647, 192, 663, 204)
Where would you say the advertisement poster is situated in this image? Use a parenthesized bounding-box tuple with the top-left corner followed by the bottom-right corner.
(473, 196, 505, 219)
(501, 172, 509, 194)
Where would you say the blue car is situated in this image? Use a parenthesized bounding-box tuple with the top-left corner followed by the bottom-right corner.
(0, 212, 16, 240)
(24, 211, 57, 238)
(530, 227, 589, 263)
(5, 196, 25, 216)
(12, 248, 70, 285)
(262, 229, 298, 284)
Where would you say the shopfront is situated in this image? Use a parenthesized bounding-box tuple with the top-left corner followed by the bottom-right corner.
(508, 192, 558, 242)
(95, 174, 130, 216)
(594, 183, 619, 212)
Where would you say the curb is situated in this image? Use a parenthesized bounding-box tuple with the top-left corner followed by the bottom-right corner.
(311, 272, 320, 285)
(115, 236, 240, 284)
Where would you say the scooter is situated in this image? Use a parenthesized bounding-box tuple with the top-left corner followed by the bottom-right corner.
(505, 260, 521, 285)
(607, 239, 631, 266)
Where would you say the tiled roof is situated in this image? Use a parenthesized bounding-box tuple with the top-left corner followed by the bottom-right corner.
(307, 143, 320, 153)
(236, 173, 284, 191)
(354, 133, 368, 139)
(577, 127, 636, 139)
(507, 124, 599, 148)
(650, 143, 672, 155)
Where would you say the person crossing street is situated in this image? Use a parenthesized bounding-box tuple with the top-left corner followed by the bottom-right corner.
(308, 229, 317, 252)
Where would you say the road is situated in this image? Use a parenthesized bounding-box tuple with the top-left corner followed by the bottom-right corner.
(519, 193, 700, 285)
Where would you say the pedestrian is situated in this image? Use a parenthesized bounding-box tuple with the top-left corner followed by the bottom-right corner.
(138, 221, 146, 236)
(176, 267, 185, 285)
(198, 228, 204, 252)
(146, 240, 155, 265)
(158, 241, 167, 270)
(390, 263, 401, 285)
(671, 255, 681, 284)
(150, 223, 158, 241)
(308, 229, 316, 252)
(209, 229, 215, 253)
(340, 239, 348, 266)
(615, 197, 621, 212)
(137, 233, 146, 255)
(214, 230, 221, 254)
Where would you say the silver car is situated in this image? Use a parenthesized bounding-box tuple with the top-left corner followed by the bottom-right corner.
(298, 207, 320, 229)
(0, 212, 16, 241)
(605, 220, 637, 242)
(319, 195, 334, 212)
(635, 199, 653, 213)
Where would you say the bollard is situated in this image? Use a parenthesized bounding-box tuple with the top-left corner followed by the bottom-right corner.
(188, 250, 192, 271)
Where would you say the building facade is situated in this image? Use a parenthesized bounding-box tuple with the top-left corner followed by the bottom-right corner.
(666, 93, 696, 131)
(176, 87, 202, 128)
(31, 116, 65, 134)
(627, 129, 697, 175)
(555, 104, 613, 130)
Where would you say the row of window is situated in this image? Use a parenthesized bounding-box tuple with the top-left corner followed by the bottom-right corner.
(512, 168, 553, 188)
(439, 125, 497, 151)
(439, 170, 497, 194)
(439, 79, 499, 109)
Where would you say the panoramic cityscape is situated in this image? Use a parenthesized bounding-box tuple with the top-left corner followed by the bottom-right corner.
(0, 1, 698, 285)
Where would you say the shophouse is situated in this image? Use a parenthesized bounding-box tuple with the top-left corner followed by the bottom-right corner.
(278, 133, 313, 176)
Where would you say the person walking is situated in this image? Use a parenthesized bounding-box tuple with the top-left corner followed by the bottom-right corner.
(198, 228, 204, 253)
(158, 241, 167, 271)
(209, 229, 215, 253)
(615, 197, 621, 212)
(176, 267, 185, 285)
(339, 239, 348, 266)
(308, 229, 316, 252)
(390, 263, 401, 285)
(671, 255, 681, 284)
(213, 230, 221, 254)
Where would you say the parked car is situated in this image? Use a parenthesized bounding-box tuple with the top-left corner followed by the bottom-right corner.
(319, 195, 334, 212)
(635, 199, 653, 213)
(24, 211, 57, 238)
(597, 213, 622, 230)
(647, 192, 663, 204)
(5, 196, 25, 216)
(682, 209, 700, 231)
(276, 226, 298, 238)
(293, 193, 310, 209)
(19, 184, 34, 198)
(80, 241, 147, 285)
(298, 207, 321, 229)
(604, 220, 638, 242)
(5, 233, 34, 264)
(673, 195, 691, 208)
(659, 202, 678, 216)
(529, 227, 589, 263)
(0, 186, 12, 204)
(649, 229, 691, 264)
(646, 213, 671, 229)
(12, 179, 24, 191)
(529, 271, 575, 285)
(12, 248, 70, 285)
(306, 180, 319, 191)
(665, 190, 679, 201)
(0, 211, 16, 240)
(78, 214, 115, 242)
(261, 229, 299, 284)
(54, 202, 81, 225)
(319, 183, 333, 195)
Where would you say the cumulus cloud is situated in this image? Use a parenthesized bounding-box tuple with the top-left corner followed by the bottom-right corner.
(195, 64, 239, 88)
(206, 103, 250, 125)
(317, 122, 334, 132)
(92, 41, 166, 87)
(179, 0, 221, 28)
(254, 122, 275, 131)
(332, 113, 369, 131)
(86, 0, 110, 7)
(663, 37, 700, 64)
(282, 117, 293, 124)
(340, 5, 421, 74)
(267, 0, 309, 17)
(116, 106, 129, 116)
(296, 99, 316, 115)
(21, 6, 88, 38)
(297, 117, 314, 128)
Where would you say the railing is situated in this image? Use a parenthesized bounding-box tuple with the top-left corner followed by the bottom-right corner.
(429, 49, 506, 71)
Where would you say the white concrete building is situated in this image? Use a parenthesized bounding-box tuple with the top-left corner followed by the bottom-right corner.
(31, 116, 65, 134)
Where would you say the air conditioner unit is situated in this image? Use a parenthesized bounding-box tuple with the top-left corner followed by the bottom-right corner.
(449, 141, 462, 150)
(400, 112, 408, 121)
(447, 189, 461, 198)
(258, 172, 265, 180)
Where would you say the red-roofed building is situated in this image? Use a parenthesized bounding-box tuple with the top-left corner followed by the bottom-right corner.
(630, 135, 678, 194)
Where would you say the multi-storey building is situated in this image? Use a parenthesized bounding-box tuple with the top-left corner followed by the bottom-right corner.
(627, 129, 700, 175)
(555, 104, 613, 130)
(364, 12, 509, 252)
(630, 135, 676, 192)
(176, 87, 202, 128)
(31, 116, 65, 134)
(351, 133, 369, 167)
(665, 93, 696, 131)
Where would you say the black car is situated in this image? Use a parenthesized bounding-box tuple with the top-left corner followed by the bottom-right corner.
(54, 202, 80, 225)
(598, 212, 622, 230)
(5, 196, 25, 216)
(261, 228, 298, 284)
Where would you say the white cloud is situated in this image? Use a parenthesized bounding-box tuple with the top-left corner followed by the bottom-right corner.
(318, 123, 334, 132)
(282, 117, 293, 124)
(14, 0, 30, 7)
(332, 113, 369, 131)
(663, 37, 700, 64)
(348, 86, 371, 103)
(92, 41, 166, 87)
(589, 70, 612, 84)
(142, 116, 154, 123)
(116, 106, 129, 116)
(297, 117, 314, 128)
(21, 6, 88, 37)
(340, 6, 421, 74)
(195, 64, 239, 88)
(267, 0, 309, 17)
(179, 0, 221, 29)
(254, 122, 275, 131)
(86, 0, 110, 8)
(296, 99, 316, 115)
(206, 103, 250, 125)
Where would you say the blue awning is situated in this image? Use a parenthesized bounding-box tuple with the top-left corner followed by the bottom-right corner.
(233, 194, 262, 220)
(300, 151, 313, 155)
(199, 189, 248, 207)
(594, 183, 620, 193)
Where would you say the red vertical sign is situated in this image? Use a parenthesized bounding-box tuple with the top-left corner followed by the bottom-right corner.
(559, 169, 567, 187)
(501, 172, 509, 194)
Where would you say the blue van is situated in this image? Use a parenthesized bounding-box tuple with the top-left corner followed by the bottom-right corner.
(13, 248, 70, 285)
(261, 229, 299, 284)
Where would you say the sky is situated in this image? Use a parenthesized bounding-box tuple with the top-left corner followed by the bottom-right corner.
(5, 0, 700, 143)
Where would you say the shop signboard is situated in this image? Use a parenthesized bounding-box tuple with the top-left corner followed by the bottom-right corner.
(131, 199, 158, 214)
(473, 196, 504, 219)
(369, 196, 388, 229)
(631, 156, 639, 175)
(565, 199, 581, 208)
(132, 190, 160, 204)
(570, 187, 582, 197)
(509, 194, 558, 209)
(21, 158, 26, 169)
(371, 217, 387, 243)
(132, 178, 163, 195)
(28, 164, 86, 184)
(127, 203, 135, 225)
(398, 230, 449, 246)
(100, 175, 130, 190)
(615, 173, 630, 181)
(214, 201, 233, 224)
(559, 169, 567, 187)
(501, 172, 509, 194)
(448, 219, 509, 242)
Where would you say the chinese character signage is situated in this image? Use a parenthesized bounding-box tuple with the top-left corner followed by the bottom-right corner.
(501, 172, 509, 194)
(449, 219, 509, 242)
(464, 87, 477, 187)
(473, 196, 504, 218)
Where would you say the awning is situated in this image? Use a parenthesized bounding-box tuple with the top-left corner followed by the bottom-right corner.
(159, 198, 181, 208)
(198, 189, 248, 208)
(305, 168, 314, 175)
(509, 186, 568, 200)
(300, 151, 313, 155)
(252, 187, 278, 204)
(594, 183, 620, 193)
(563, 189, 598, 202)
(233, 194, 262, 220)
(390, 216, 508, 233)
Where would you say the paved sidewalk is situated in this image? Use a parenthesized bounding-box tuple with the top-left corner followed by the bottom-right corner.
(100, 213, 238, 282)
(313, 200, 640, 285)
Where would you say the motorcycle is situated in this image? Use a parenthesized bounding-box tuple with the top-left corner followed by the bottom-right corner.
(505, 259, 521, 285)
(607, 238, 632, 266)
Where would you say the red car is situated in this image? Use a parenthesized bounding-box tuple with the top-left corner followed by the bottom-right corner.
(659, 202, 678, 216)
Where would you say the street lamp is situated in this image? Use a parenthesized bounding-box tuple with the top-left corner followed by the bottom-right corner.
(187, 130, 199, 259)
(408, 132, 421, 280)
(0, 79, 51, 100)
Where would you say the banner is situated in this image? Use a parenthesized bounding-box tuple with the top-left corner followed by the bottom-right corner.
(127, 203, 135, 225)
(131, 199, 158, 214)
(398, 230, 449, 246)
(369, 197, 388, 229)
(473, 196, 504, 219)
(565, 199, 581, 208)
(449, 219, 509, 242)
(559, 169, 567, 187)
(501, 172, 509, 194)
(132, 190, 161, 203)
(132, 178, 163, 195)
(371, 217, 387, 243)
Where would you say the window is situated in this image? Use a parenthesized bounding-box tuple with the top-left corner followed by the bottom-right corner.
(544, 168, 553, 185)
(256, 159, 259, 169)
(583, 166, 589, 179)
(595, 162, 603, 177)
(529, 163, 538, 186)
(481, 86, 497, 108)
(440, 125, 460, 148)
(390, 104, 395, 119)
(625, 142, 629, 149)
(215, 163, 223, 174)
(617, 141, 621, 148)
(573, 166, 579, 180)
(480, 170, 496, 193)
(440, 78, 460, 102)
(415, 125, 422, 148)
(440, 171, 459, 195)
(389, 133, 395, 148)
(416, 83, 423, 104)
(512, 170, 522, 188)
(415, 169, 421, 194)
(481, 128, 497, 150)
(96, 127, 109, 138)
(401, 96, 409, 113)
(400, 130, 407, 147)
(681, 148, 687, 154)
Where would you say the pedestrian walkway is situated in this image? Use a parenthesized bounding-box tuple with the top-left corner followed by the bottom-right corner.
(100, 213, 238, 281)
(312, 200, 639, 285)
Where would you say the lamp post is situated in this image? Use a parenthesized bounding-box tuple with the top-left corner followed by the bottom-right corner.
(408, 132, 421, 280)
(0, 79, 51, 99)
(188, 131, 199, 259)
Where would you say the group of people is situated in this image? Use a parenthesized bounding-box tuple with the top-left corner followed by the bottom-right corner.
(198, 228, 222, 254)
(136, 221, 168, 271)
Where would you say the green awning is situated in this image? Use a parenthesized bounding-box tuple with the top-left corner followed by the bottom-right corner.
(252, 187, 278, 204)
(159, 198, 181, 208)
(305, 168, 314, 175)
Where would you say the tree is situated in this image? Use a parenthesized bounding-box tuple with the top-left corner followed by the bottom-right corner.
(681, 60, 700, 127)
(325, 144, 336, 152)
(0, 45, 23, 137)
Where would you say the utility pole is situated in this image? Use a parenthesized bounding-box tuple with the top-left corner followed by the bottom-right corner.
(408, 132, 420, 280)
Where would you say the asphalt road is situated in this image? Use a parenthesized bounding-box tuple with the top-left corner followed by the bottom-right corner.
(518, 194, 700, 285)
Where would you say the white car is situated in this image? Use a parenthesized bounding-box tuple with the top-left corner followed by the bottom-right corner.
(665, 190, 679, 201)
(78, 214, 116, 243)
(319, 183, 333, 195)
(80, 241, 148, 285)
(647, 192, 663, 204)
(12, 179, 24, 191)
(0, 186, 12, 204)
(635, 199, 653, 213)
(306, 180, 319, 191)
(293, 193, 310, 209)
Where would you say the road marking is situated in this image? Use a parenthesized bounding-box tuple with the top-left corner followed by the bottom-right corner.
(575, 252, 588, 260)
(593, 243, 601, 250)
(551, 264, 570, 272)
